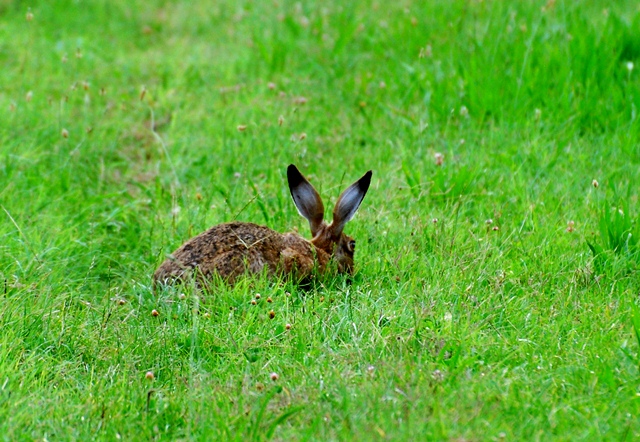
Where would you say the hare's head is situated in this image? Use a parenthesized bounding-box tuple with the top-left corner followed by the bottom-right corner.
(287, 164, 372, 274)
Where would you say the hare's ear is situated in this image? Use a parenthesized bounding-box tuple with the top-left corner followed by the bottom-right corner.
(331, 170, 372, 236)
(287, 164, 325, 236)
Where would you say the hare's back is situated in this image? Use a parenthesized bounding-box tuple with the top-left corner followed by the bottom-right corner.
(154, 221, 285, 284)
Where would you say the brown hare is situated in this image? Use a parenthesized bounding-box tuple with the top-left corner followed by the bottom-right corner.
(153, 164, 372, 287)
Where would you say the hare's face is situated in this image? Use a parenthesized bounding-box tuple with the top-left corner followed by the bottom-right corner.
(333, 233, 356, 274)
(310, 229, 356, 275)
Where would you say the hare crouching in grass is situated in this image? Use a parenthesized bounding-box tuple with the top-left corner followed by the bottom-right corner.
(153, 164, 372, 287)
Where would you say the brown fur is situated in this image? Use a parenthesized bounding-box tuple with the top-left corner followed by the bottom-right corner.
(153, 222, 332, 286)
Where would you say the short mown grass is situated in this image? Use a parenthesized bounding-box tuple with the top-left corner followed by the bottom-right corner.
(1, 0, 640, 440)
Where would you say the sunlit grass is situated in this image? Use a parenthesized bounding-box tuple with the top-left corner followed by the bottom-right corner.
(1, 0, 639, 440)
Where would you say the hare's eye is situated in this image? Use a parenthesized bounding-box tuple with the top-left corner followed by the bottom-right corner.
(348, 240, 356, 251)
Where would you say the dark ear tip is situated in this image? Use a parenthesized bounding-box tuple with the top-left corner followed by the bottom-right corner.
(287, 164, 304, 186)
(360, 170, 372, 189)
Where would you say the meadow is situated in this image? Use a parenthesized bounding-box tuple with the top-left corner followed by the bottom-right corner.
(1, 0, 640, 439)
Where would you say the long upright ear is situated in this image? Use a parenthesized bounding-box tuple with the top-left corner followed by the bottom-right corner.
(287, 164, 325, 237)
(331, 170, 372, 236)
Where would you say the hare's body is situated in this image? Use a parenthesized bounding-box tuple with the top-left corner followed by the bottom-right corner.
(153, 165, 372, 287)
(153, 222, 331, 285)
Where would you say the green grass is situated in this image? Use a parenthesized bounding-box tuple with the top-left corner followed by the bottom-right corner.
(1, 0, 640, 439)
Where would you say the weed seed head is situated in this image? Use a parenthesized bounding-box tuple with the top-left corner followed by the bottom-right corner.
(419, 44, 432, 58)
(237, 124, 247, 132)
(26, 91, 33, 102)
(151, 309, 159, 317)
(592, 179, 599, 188)
(566, 220, 575, 233)
(145, 371, 155, 381)
(434, 152, 444, 166)
(278, 115, 284, 126)
(267, 82, 276, 90)
(285, 323, 291, 330)
(459, 106, 469, 118)
(269, 310, 275, 319)
(61, 129, 69, 138)
(270, 372, 279, 381)
(255, 293, 261, 300)
(26, 10, 34, 21)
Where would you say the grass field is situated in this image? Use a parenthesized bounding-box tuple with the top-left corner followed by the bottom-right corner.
(1, 0, 640, 439)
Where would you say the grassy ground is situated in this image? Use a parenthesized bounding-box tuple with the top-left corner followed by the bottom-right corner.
(1, 0, 640, 439)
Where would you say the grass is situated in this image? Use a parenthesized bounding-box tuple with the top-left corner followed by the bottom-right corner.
(1, 0, 640, 439)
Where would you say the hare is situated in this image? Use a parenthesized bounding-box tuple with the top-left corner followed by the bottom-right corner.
(153, 164, 372, 287)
